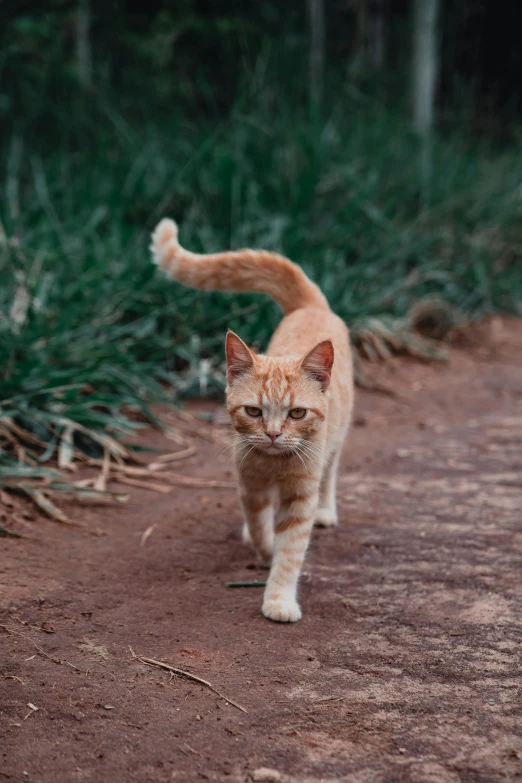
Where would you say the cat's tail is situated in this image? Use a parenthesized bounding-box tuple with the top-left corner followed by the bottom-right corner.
(150, 218, 329, 315)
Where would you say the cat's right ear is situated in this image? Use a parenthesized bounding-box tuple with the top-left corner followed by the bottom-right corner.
(300, 340, 334, 392)
(226, 330, 254, 384)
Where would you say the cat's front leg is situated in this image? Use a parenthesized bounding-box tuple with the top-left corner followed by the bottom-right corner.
(239, 488, 275, 565)
(262, 487, 318, 623)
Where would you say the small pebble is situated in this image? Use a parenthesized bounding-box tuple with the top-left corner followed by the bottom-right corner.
(252, 769, 282, 782)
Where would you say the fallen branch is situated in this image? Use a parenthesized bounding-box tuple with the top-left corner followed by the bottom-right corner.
(129, 647, 247, 713)
(87, 445, 197, 474)
(94, 449, 110, 492)
(85, 455, 234, 490)
(158, 472, 234, 489)
(164, 410, 228, 444)
(112, 467, 234, 489)
(114, 476, 172, 493)
(22, 487, 72, 524)
(0, 624, 86, 672)
(152, 446, 197, 465)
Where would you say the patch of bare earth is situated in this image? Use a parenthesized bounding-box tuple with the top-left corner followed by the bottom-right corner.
(1, 317, 521, 783)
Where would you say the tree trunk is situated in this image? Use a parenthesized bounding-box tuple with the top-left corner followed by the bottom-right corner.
(307, 0, 325, 105)
(412, 0, 439, 135)
(412, 0, 439, 206)
(354, 0, 386, 71)
(75, 0, 92, 86)
(369, 0, 385, 69)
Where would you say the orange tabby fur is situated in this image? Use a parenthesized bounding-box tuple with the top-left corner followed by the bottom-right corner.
(151, 219, 354, 622)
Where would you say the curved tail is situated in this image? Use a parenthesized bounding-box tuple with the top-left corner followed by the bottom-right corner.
(150, 218, 329, 315)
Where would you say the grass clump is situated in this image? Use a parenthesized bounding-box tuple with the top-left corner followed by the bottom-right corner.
(1, 72, 521, 505)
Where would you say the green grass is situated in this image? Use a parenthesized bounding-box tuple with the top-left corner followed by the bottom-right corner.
(1, 76, 521, 492)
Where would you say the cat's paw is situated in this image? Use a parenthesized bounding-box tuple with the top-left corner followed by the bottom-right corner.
(262, 597, 302, 623)
(242, 522, 253, 546)
(315, 507, 338, 527)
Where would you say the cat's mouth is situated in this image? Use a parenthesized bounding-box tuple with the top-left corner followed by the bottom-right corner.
(255, 442, 293, 456)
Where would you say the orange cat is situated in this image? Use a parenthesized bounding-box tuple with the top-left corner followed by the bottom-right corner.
(151, 219, 354, 622)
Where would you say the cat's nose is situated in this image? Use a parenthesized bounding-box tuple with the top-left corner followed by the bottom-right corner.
(266, 431, 282, 442)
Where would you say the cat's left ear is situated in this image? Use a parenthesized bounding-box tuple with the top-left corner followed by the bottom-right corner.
(226, 330, 255, 384)
(300, 340, 334, 392)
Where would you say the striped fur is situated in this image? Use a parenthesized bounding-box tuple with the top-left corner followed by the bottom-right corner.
(151, 218, 328, 315)
(151, 218, 354, 622)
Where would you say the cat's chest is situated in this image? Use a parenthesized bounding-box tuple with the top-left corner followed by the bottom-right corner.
(240, 452, 314, 486)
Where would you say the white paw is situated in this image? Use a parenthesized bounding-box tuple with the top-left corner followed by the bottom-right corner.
(262, 597, 302, 623)
(242, 522, 252, 546)
(315, 507, 338, 527)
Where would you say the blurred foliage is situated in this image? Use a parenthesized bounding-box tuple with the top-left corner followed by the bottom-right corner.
(0, 0, 521, 489)
(3, 0, 522, 134)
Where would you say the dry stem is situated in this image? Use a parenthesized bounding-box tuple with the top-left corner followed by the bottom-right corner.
(129, 647, 247, 713)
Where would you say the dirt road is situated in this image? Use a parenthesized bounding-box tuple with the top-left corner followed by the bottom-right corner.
(1, 319, 521, 783)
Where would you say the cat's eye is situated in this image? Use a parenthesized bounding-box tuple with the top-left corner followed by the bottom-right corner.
(244, 406, 262, 418)
(288, 408, 306, 420)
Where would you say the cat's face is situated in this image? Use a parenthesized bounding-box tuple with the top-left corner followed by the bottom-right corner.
(225, 331, 333, 457)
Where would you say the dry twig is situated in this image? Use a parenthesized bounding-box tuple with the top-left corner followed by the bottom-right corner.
(94, 448, 110, 492)
(112, 466, 234, 489)
(140, 524, 158, 547)
(24, 703, 39, 720)
(114, 476, 173, 493)
(151, 446, 197, 465)
(129, 647, 247, 713)
(21, 488, 72, 524)
(164, 410, 228, 444)
(0, 624, 86, 672)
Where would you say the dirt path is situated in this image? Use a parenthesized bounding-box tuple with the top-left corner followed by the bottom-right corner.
(1, 319, 521, 783)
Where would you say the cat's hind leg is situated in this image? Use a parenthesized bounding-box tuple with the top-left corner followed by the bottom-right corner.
(315, 448, 342, 527)
(239, 488, 275, 566)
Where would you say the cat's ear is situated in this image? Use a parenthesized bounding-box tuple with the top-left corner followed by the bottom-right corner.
(226, 330, 255, 383)
(300, 340, 334, 392)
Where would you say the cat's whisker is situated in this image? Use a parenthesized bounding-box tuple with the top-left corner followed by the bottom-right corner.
(219, 435, 250, 455)
(299, 440, 326, 464)
(290, 446, 307, 469)
(301, 437, 324, 454)
(238, 444, 257, 471)
(301, 449, 322, 470)
(219, 436, 255, 469)
(296, 439, 320, 457)
(218, 443, 244, 458)
(292, 443, 319, 469)
(223, 442, 249, 468)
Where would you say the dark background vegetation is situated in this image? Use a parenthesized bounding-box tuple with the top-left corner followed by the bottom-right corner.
(0, 0, 521, 491)
(4, 1, 522, 128)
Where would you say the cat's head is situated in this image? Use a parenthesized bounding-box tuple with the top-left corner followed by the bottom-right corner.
(225, 330, 333, 456)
